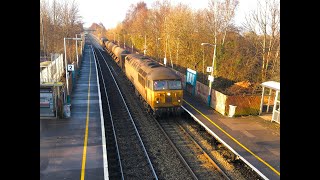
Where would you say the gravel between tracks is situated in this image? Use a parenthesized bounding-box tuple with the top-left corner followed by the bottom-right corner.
(179, 117, 263, 179)
(103, 54, 194, 180)
(99, 49, 263, 180)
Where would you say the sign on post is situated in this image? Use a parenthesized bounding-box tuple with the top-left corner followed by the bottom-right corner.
(208, 75, 214, 82)
(68, 64, 74, 71)
(207, 66, 213, 73)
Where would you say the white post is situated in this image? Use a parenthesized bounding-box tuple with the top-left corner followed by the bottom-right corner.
(272, 90, 279, 122)
(144, 34, 147, 56)
(40, 67, 43, 83)
(207, 43, 216, 107)
(206, 2, 218, 107)
(157, 38, 159, 61)
(118, 34, 120, 46)
(165, 35, 167, 66)
(47, 65, 50, 82)
(259, 86, 265, 115)
(80, 37, 83, 55)
(76, 35, 79, 68)
(124, 34, 126, 49)
(200, 42, 216, 106)
(41, 15, 46, 57)
(64, 38, 70, 103)
(266, 88, 272, 113)
(209, 44, 216, 83)
(59, 54, 62, 79)
(203, 45, 205, 81)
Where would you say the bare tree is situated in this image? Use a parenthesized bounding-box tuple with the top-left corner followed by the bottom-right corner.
(220, 0, 239, 46)
(243, 0, 280, 81)
(207, 0, 238, 46)
(40, 0, 83, 62)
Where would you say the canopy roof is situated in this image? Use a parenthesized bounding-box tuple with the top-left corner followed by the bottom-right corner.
(261, 81, 280, 91)
(40, 61, 51, 67)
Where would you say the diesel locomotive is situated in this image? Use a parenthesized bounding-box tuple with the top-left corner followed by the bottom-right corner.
(103, 40, 183, 116)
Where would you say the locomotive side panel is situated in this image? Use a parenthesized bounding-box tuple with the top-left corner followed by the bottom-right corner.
(124, 55, 147, 101)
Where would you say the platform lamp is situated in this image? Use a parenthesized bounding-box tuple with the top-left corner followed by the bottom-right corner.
(201, 42, 216, 107)
(157, 37, 161, 62)
(75, 34, 82, 67)
(64, 37, 82, 104)
(123, 34, 126, 49)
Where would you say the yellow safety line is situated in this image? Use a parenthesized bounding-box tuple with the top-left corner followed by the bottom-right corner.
(81, 48, 92, 180)
(183, 99, 280, 176)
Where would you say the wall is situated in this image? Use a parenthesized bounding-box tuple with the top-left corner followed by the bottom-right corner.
(173, 68, 261, 116)
(40, 53, 64, 83)
(226, 95, 261, 116)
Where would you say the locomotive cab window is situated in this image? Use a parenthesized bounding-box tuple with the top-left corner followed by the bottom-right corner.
(154, 80, 168, 90)
(168, 80, 182, 90)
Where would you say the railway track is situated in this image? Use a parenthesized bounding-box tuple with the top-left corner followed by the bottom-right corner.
(155, 117, 230, 180)
(92, 42, 158, 179)
(89, 35, 262, 180)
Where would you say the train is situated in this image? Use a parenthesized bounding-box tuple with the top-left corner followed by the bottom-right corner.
(102, 38, 183, 117)
(99, 37, 107, 48)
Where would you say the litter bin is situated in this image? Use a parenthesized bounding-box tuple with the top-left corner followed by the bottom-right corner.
(63, 104, 71, 118)
(228, 105, 237, 117)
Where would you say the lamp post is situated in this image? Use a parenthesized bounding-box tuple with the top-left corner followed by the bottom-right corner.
(164, 35, 168, 66)
(130, 35, 134, 53)
(64, 37, 82, 104)
(157, 37, 161, 62)
(75, 34, 82, 67)
(80, 34, 83, 54)
(123, 34, 126, 49)
(138, 34, 147, 55)
(201, 42, 216, 107)
(40, 15, 46, 57)
(202, 44, 205, 82)
(144, 34, 147, 56)
(118, 34, 120, 47)
(131, 37, 134, 53)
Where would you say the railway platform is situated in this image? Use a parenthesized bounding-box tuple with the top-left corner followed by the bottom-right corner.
(182, 92, 280, 180)
(40, 44, 108, 180)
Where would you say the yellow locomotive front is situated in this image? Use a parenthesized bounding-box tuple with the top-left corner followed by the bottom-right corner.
(149, 79, 183, 116)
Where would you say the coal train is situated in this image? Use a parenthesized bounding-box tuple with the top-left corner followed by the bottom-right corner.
(101, 38, 183, 117)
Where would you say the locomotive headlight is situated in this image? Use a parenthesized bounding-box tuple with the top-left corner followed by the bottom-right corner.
(156, 100, 159, 104)
(167, 92, 171, 96)
(178, 99, 181, 102)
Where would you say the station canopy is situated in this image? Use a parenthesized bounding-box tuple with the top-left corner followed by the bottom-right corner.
(260, 81, 280, 124)
(261, 81, 280, 91)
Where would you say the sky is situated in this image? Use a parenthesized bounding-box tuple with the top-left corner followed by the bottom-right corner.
(48, 0, 260, 29)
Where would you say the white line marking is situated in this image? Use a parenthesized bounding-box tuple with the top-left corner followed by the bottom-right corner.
(91, 46, 109, 180)
(181, 105, 269, 180)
